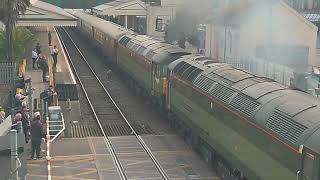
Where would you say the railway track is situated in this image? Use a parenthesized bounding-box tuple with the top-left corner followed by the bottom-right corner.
(56, 27, 170, 180)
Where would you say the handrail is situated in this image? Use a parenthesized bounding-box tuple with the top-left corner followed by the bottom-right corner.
(49, 113, 65, 142)
(11, 157, 21, 174)
(46, 116, 52, 180)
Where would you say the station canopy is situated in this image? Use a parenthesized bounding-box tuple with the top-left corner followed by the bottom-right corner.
(302, 13, 320, 22)
(17, 0, 77, 27)
(92, 0, 147, 16)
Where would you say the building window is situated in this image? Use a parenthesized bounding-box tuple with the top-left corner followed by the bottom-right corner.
(156, 16, 170, 32)
(156, 18, 163, 31)
(227, 30, 233, 56)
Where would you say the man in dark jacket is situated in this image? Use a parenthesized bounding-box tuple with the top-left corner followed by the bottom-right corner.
(20, 106, 29, 143)
(36, 43, 41, 55)
(30, 112, 43, 160)
(48, 32, 52, 46)
(39, 55, 48, 82)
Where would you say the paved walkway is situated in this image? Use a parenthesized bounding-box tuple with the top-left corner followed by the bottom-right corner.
(25, 26, 75, 180)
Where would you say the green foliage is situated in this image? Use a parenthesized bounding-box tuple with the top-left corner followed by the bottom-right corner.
(0, 0, 31, 62)
(0, 27, 33, 62)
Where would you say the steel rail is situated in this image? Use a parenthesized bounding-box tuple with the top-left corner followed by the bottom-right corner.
(56, 27, 127, 180)
(58, 27, 170, 180)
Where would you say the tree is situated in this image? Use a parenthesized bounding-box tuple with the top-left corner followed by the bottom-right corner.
(0, 27, 33, 61)
(0, 0, 30, 62)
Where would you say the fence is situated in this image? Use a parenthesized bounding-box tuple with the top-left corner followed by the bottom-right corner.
(225, 57, 294, 86)
(0, 62, 17, 85)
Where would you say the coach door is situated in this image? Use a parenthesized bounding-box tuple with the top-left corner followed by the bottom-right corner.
(92, 27, 95, 39)
(299, 146, 320, 180)
(151, 62, 157, 96)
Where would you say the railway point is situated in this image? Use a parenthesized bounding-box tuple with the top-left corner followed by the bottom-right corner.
(2, 1, 320, 180)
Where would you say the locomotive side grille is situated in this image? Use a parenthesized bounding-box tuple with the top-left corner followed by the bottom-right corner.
(187, 68, 202, 82)
(209, 84, 235, 103)
(193, 75, 205, 86)
(173, 61, 186, 74)
(182, 66, 197, 80)
(266, 111, 308, 144)
(195, 76, 215, 92)
(230, 94, 260, 117)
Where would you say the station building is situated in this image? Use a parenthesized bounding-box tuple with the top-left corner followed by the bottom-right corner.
(17, 0, 77, 27)
(92, 0, 211, 39)
(146, 0, 211, 39)
(204, 0, 318, 86)
(92, 0, 147, 33)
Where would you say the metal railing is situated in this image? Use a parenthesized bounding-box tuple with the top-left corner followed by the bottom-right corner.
(0, 62, 17, 84)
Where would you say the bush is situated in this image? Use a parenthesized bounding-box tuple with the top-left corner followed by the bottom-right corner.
(0, 27, 34, 62)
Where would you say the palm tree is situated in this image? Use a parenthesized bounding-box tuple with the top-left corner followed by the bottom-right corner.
(0, 0, 30, 62)
(0, 27, 33, 61)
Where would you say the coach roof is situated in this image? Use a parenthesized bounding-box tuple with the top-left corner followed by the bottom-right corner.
(66, 9, 131, 39)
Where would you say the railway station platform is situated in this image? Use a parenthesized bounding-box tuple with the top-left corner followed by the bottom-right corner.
(23, 26, 78, 179)
(27, 135, 218, 180)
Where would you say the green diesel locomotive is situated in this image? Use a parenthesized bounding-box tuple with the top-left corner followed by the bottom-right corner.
(70, 10, 320, 180)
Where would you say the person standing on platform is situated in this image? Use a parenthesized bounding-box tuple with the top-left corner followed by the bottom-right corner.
(30, 112, 43, 160)
(36, 43, 41, 55)
(12, 113, 22, 130)
(51, 45, 59, 69)
(20, 105, 30, 143)
(31, 48, 38, 69)
(39, 55, 48, 82)
(48, 31, 52, 46)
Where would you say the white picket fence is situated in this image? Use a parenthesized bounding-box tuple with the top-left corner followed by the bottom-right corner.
(0, 62, 17, 84)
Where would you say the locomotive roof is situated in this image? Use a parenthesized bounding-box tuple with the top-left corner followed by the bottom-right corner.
(67, 10, 130, 39)
(169, 55, 320, 152)
(119, 34, 190, 64)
